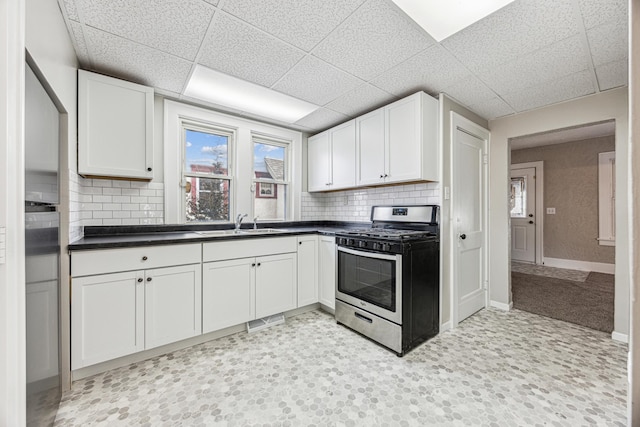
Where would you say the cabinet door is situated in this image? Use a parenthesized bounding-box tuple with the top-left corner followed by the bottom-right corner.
(202, 258, 255, 333)
(255, 253, 297, 318)
(297, 236, 318, 307)
(26, 280, 58, 383)
(386, 94, 422, 183)
(78, 70, 154, 180)
(318, 236, 336, 310)
(330, 120, 356, 190)
(307, 131, 331, 192)
(71, 271, 144, 370)
(144, 264, 202, 349)
(356, 109, 386, 186)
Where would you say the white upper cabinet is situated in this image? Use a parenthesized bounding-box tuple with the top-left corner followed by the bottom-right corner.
(357, 92, 439, 186)
(356, 108, 385, 186)
(310, 92, 439, 192)
(307, 120, 356, 192)
(307, 131, 331, 192)
(78, 70, 154, 180)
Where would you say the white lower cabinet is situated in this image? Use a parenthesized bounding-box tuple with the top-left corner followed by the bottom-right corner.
(296, 235, 318, 307)
(319, 236, 336, 310)
(144, 264, 201, 349)
(202, 252, 297, 332)
(202, 258, 255, 334)
(71, 271, 144, 370)
(255, 253, 297, 318)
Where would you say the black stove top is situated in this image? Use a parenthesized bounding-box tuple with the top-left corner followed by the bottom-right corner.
(337, 227, 436, 241)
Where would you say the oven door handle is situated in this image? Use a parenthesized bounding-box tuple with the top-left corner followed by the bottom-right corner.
(337, 245, 399, 261)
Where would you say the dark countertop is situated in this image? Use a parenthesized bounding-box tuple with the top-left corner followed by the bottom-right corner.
(68, 221, 368, 251)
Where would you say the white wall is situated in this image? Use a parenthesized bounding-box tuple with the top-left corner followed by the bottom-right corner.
(488, 87, 630, 339)
(0, 0, 26, 424)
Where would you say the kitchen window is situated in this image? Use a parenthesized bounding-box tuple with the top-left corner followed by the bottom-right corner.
(252, 136, 288, 221)
(182, 123, 234, 222)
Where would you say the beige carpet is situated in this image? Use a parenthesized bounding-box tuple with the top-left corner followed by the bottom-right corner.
(511, 271, 614, 333)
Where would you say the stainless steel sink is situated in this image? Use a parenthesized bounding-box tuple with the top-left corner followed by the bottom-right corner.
(195, 228, 286, 237)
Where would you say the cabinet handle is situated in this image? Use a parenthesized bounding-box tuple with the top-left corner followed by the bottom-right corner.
(257, 263, 261, 267)
(299, 241, 302, 245)
(146, 277, 152, 282)
(137, 278, 143, 283)
(147, 167, 152, 172)
(379, 174, 384, 178)
(384, 174, 388, 178)
(142, 256, 148, 261)
(252, 263, 256, 267)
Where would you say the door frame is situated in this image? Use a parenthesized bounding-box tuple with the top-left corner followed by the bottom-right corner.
(450, 112, 490, 326)
(510, 161, 544, 265)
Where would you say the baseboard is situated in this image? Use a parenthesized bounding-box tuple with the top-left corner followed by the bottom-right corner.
(440, 320, 452, 332)
(542, 257, 615, 274)
(611, 331, 629, 343)
(490, 300, 512, 311)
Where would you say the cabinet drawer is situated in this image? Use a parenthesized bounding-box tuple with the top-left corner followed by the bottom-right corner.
(71, 244, 201, 277)
(203, 237, 296, 262)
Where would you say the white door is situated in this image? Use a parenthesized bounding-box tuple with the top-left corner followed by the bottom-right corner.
(202, 258, 256, 333)
(255, 253, 297, 318)
(71, 271, 144, 370)
(144, 264, 201, 349)
(510, 167, 536, 263)
(330, 120, 356, 189)
(356, 109, 385, 186)
(318, 236, 336, 310)
(307, 131, 330, 191)
(386, 95, 421, 183)
(453, 114, 488, 324)
(297, 236, 319, 307)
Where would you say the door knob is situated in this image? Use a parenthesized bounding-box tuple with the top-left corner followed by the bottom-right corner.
(528, 214, 533, 217)
(460, 234, 466, 240)
(529, 221, 534, 224)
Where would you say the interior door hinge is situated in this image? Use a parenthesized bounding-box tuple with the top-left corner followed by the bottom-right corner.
(482, 154, 488, 165)
(483, 280, 488, 290)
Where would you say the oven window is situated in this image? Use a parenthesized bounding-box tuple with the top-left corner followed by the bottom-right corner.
(338, 250, 396, 312)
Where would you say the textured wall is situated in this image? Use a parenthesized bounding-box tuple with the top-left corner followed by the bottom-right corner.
(511, 136, 615, 264)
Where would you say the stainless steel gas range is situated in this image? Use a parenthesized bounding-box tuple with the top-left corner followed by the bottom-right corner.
(335, 205, 440, 357)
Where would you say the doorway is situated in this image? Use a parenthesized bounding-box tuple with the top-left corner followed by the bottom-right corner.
(508, 121, 616, 333)
(510, 162, 543, 264)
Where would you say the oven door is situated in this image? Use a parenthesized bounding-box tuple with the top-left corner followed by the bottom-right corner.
(336, 246, 402, 325)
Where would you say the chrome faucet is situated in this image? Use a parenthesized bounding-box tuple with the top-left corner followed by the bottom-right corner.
(253, 216, 259, 230)
(235, 213, 247, 232)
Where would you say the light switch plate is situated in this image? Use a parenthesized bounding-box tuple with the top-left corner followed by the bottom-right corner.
(546, 208, 556, 214)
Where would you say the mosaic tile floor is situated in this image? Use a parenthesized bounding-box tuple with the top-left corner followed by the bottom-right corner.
(54, 309, 628, 426)
(511, 261, 591, 282)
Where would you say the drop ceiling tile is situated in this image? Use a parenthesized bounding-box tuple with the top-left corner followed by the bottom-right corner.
(577, 0, 627, 29)
(477, 35, 589, 96)
(77, 0, 214, 60)
(294, 108, 349, 133)
(442, 0, 579, 72)
(587, 21, 628, 66)
(312, 0, 434, 81)
(202, 0, 219, 5)
(502, 71, 595, 112)
(61, 0, 80, 21)
(68, 21, 90, 66)
(272, 56, 362, 106)
(370, 44, 472, 98)
(443, 76, 501, 109)
(84, 27, 193, 93)
(325, 84, 396, 117)
(222, 0, 365, 52)
(198, 14, 305, 87)
(596, 59, 628, 91)
(467, 97, 515, 121)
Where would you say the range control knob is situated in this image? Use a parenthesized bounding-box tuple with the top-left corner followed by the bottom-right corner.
(372, 242, 381, 251)
(381, 243, 391, 252)
(358, 240, 367, 248)
(347, 239, 355, 246)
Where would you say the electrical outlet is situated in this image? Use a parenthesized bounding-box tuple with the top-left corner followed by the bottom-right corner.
(546, 207, 556, 214)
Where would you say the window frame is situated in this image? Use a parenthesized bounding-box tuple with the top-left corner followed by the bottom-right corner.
(251, 134, 290, 221)
(181, 121, 236, 223)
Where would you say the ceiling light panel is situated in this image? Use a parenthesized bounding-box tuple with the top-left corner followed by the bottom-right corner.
(184, 65, 319, 123)
(391, 0, 516, 42)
